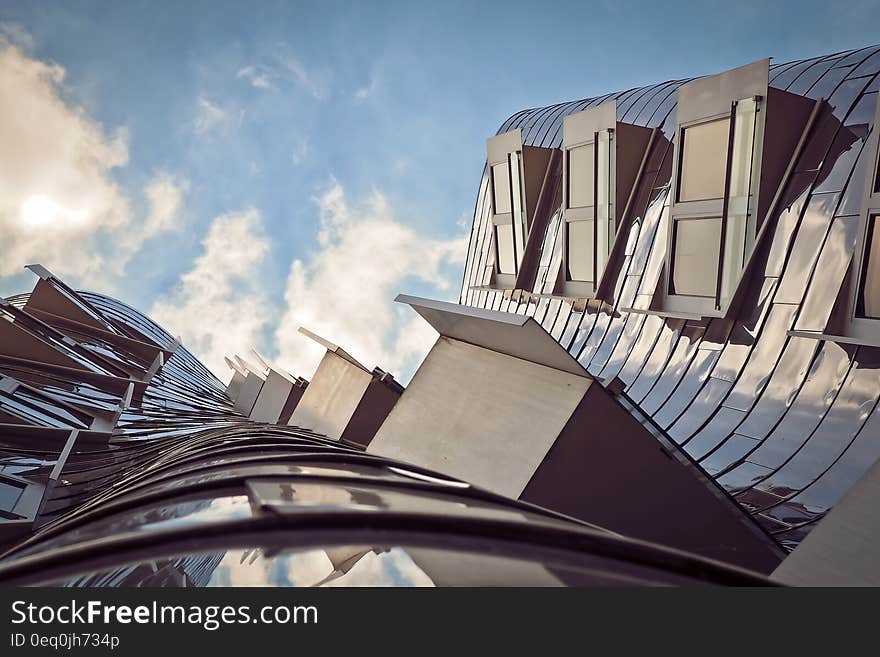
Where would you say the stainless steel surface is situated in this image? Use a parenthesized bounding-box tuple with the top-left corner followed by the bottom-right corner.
(460, 45, 880, 551)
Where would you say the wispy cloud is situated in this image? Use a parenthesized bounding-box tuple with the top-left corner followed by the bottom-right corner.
(274, 180, 468, 381)
(236, 65, 273, 90)
(235, 45, 331, 101)
(276, 50, 329, 100)
(193, 97, 231, 136)
(150, 209, 271, 378)
(353, 75, 380, 103)
(0, 22, 35, 51)
(291, 135, 310, 166)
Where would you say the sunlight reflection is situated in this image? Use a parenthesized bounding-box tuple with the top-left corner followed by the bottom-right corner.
(20, 195, 87, 226)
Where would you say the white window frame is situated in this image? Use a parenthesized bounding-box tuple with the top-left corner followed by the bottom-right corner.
(659, 59, 770, 319)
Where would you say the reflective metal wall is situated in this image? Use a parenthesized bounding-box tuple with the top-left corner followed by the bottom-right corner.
(460, 46, 880, 551)
(3, 279, 773, 586)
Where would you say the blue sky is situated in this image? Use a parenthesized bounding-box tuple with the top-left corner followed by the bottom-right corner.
(1, 0, 879, 381)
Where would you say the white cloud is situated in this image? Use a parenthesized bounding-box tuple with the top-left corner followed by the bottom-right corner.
(0, 39, 185, 289)
(274, 181, 467, 382)
(0, 22, 35, 51)
(144, 172, 188, 236)
(236, 66, 273, 90)
(353, 75, 379, 102)
(235, 47, 330, 101)
(291, 135, 310, 166)
(150, 209, 271, 379)
(277, 52, 328, 100)
(193, 97, 230, 136)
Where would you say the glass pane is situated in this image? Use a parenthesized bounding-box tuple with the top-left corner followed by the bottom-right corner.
(596, 130, 615, 276)
(729, 98, 759, 200)
(492, 162, 511, 214)
(672, 217, 722, 298)
(874, 152, 880, 195)
(720, 213, 748, 303)
(859, 215, 880, 319)
(509, 151, 527, 240)
(495, 223, 516, 275)
(721, 96, 763, 307)
(568, 143, 594, 208)
(566, 220, 594, 282)
(679, 117, 730, 202)
(0, 479, 24, 512)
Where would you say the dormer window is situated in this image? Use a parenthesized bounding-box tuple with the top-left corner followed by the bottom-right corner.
(631, 58, 819, 320)
(490, 155, 521, 276)
(485, 129, 559, 290)
(841, 93, 880, 342)
(556, 101, 653, 298)
(678, 115, 730, 202)
(634, 59, 782, 319)
(669, 88, 764, 313)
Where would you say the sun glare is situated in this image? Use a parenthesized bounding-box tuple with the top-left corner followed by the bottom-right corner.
(20, 195, 87, 226)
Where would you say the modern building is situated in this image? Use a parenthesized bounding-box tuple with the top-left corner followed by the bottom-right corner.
(446, 46, 880, 585)
(0, 44, 879, 586)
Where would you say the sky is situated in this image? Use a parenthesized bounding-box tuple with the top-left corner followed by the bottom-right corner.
(1, 0, 879, 384)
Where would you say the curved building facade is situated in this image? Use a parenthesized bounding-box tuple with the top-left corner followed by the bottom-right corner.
(459, 45, 880, 557)
(2, 43, 880, 586)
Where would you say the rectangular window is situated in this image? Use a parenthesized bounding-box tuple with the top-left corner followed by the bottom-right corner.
(509, 151, 527, 238)
(566, 220, 595, 282)
(660, 60, 772, 317)
(568, 143, 595, 209)
(720, 97, 762, 303)
(672, 217, 722, 297)
(678, 117, 731, 202)
(495, 223, 516, 275)
(492, 162, 511, 214)
(595, 130, 615, 277)
(728, 98, 760, 200)
(858, 215, 880, 319)
(0, 478, 24, 513)
(562, 131, 616, 290)
(559, 104, 635, 299)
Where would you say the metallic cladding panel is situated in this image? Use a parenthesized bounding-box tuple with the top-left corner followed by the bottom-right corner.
(368, 337, 591, 499)
(288, 351, 373, 440)
(520, 382, 781, 572)
(772, 453, 880, 585)
(249, 368, 295, 424)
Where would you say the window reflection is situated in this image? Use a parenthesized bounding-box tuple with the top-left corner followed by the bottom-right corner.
(207, 546, 435, 587)
(566, 220, 594, 282)
(568, 143, 595, 209)
(50, 544, 618, 587)
(495, 223, 516, 274)
(491, 162, 511, 214)
(721, 97, 762, 304)
(21, 495, 254, 555)
(672, 218, 722, 297)
(858, 214, 880, 318)
(678, 117, 730, 202)
(0, 479, 25, 512)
